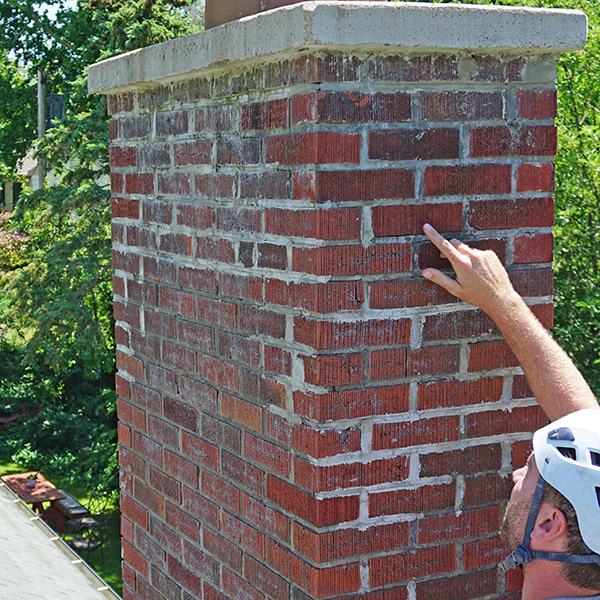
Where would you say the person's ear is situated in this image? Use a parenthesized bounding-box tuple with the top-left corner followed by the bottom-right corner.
(530, 503, 568, 546)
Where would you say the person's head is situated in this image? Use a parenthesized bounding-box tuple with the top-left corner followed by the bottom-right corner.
(501, 409, 600, 590)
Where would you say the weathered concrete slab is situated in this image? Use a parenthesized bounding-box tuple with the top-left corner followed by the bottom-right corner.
(88, 1, 587, 94)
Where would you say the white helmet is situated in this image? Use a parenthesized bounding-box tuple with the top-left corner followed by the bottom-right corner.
(533, 409, 600, 555)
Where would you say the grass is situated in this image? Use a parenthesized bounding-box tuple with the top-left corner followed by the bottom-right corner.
(0, 460, 123, 596)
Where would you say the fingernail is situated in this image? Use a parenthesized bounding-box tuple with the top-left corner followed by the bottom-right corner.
(422, 270, 432, 280)
(423, 223, 432, 231)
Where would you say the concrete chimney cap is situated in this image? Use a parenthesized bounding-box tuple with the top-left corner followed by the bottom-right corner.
(88, 1, 587, 94)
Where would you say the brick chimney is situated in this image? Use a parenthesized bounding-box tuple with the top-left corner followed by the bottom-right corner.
(89, 3, 586, 599)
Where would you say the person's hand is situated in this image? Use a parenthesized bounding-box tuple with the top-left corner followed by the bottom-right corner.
(421, 223, 518, 316)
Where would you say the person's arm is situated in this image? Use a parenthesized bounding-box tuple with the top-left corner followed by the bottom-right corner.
(421, 223, 597, 421)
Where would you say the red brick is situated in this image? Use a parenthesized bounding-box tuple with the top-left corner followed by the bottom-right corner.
(149, 467, 182, 503)
(219, 272, 262, 301)
(293, 521, 409, 562)
(202, 414, 242, 455)
(240, 171, 290, 200)
(464, 537, 506, 569)
(140, 143, 170, 168)
(116, 349, 144, 380)
(163, 395, 198, 431)
(143, 199, 172, 224)
(162, 341, 197, 373)
(181, 431, 218, 470)
(114, 301, 141, 328)
(518, 89, 557, 119)
(216, 138, 261, 165)
(416, 569, 497, 600)
(173, 140, 211, 165)
(424, 164, 511, 196)
(264, 345, 292, 377)
(292, 91, 412, 124)
(132, 431, 162, 466)
(265, 54, 360, 87)
(370, 278, 458, 310)
(465, 405, 547, 438)
(370, 345, 460, 381)
(422, 308, 496, 341)
(367, 54, 458, 82)
(245, 556, 289, 600)
(216, 207, 261, 234)
(372, 201, 462, 238)
(512, 438, 534, 467)
(293, 424, 361, 459)
(195, 105, 233, 132)
(148, 415, 179, 450)
(510, 268, 553, 298)
(418, 377, 504, 410)
(238, 304, 286, 339)
(203, 526, 243, 573)
(120, 115, 151, 139)
(222, 569, 263, 600)
(158, 173, 191, 196)
(266, 475, 360, 527)
(202, 470, 241, 513)
(109, 119, 119, 141)
(266, 132, 361, 164)
(143, 256, 175, 284)
(418, 505, 501, 544)
(295, 455, 409, 492)
(469, 197, 554, 229)
(517, 162, 554, 192)
(218, 330, 261, 368)
(111, 172, 123, 193)
(369, 128, 459, 161)
(244, 493, 290, 542)
(369, 482, 455, 517)
(112, 197, 140, 219)
(463, 472, 513, 507)
(197, 355, 238, 391)
(122, 494, 149, 530)
(267, 540, 361, 597)
(292, 242, 411, 276)
(112, 251, 140, 275)
(238, 370, 286, 409)
(294, 385, 409, 422)
(420, 443, 502, 478)
(469, 339, 518, 371)
(265, 279, 364, 313)
(156, 110, 188, 136)
(370, 545, 456, 587)
(165, 501, 199, 540)
(242, 98, 289, 130)
(471, 125, 557, 157)
(265, 207, 361, 240)
(221, 394, 263, 432)
(222, 511, 266, 558)
(176, 203, 213, 229)
(303, 352, 363, 386)
(195, 296, 236, 329)
(167, 554, 203, 596)
(421, 90, 504, 120)
(195, 173, 236, 198)
(514, 233, 553, 264)
(244, 433, 291, 477)
(123, 539, 150, 577)
(294, 316, 410, 350)
(134, 481, 163, 519)
(373, 416, 460, 450)
(164, 449, 199, 487)
(294, 168, 414, 202)
(182, 486, 219, 529)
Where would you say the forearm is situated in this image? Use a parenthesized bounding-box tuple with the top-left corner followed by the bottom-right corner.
(485, 290, 598, 421)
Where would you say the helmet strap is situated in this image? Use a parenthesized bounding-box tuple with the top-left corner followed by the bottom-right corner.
(502, 475, 600, 571)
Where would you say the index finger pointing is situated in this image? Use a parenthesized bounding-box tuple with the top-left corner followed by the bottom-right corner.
(423, 223, 462, 263)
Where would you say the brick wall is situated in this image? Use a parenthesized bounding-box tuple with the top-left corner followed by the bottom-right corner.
(110, 48, 557, 600)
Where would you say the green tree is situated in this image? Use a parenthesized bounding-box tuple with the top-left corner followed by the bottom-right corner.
(0, 0, 202, 491)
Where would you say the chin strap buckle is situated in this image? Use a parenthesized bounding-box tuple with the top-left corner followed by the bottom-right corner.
(502, 544, 534, 571)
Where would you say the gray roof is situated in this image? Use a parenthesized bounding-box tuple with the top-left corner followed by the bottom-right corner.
(0, 481, 120, 599)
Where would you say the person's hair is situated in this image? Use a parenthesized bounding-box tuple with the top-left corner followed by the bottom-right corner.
(543, 483, 600, 591)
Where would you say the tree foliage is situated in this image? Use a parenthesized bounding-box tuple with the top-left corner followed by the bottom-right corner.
(0, 0, 202, 491)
